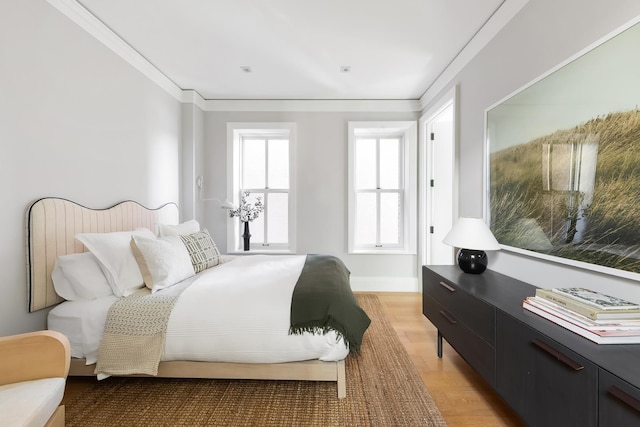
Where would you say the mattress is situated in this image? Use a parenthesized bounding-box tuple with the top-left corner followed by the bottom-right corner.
(48, 255, 349, 367)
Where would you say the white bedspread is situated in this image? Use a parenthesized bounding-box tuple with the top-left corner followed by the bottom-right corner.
(48, 255, 349, 366)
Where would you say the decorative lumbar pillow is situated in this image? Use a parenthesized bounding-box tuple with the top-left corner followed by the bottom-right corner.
(75, 228, 156, 297)
(158, 220, 200, 237)
(51, 252, 113, 300)
(179, 229, 221, 274)
(130, 234, 195, 292)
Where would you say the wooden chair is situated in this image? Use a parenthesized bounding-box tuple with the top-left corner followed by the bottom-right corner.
(0, 330, 70, 427)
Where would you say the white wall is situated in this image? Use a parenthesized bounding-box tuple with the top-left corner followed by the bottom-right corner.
(0, 0, 182, 335)
(422, 0, 640, 300)
(181, 104, 205, 221)
(201, 111, 419, 290)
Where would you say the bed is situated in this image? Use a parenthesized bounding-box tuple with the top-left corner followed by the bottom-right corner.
(26, 197, 370, 398)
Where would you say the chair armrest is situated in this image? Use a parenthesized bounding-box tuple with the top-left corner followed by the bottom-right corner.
(0, 330, 70, 386)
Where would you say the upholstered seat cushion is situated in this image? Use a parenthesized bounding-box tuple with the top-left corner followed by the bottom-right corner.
(0, 377, 65, 427)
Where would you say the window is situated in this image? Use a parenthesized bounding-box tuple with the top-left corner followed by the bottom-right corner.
(227, 123, 296, 252)
(348, 121, 417, 253)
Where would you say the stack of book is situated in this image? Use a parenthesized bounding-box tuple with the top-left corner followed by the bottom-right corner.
(523, 287, 640, 344)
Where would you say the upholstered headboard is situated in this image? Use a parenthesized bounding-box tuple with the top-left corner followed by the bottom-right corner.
(26, 198, 179, 312)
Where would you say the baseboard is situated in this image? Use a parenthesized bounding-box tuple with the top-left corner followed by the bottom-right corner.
(350, 276, 420, 292)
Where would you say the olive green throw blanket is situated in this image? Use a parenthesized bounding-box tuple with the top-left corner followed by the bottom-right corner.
(289, 255, 371, 352)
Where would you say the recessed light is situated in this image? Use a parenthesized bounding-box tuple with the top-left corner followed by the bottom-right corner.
(340, 66, 351, 73)
(240, 66, 252, 73)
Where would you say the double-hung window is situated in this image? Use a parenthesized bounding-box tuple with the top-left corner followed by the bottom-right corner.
(348, 121, 417, 253)
(227, 123, 296, 252)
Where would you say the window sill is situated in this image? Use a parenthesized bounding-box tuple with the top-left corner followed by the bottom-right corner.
(348, 249, 416, 255)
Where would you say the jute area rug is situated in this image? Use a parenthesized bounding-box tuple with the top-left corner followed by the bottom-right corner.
(65, 294, 447, 426)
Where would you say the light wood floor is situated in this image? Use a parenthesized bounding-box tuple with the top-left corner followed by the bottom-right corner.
(63, 292, 524, 426)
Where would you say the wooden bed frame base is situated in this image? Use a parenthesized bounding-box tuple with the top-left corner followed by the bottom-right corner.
(70, 358, 347, 399)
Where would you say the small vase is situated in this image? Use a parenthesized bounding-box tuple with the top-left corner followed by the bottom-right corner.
(242, 221, 251, 251)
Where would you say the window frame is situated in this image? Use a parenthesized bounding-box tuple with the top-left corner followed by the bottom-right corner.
(348, 121, 417, 254)
(227, 123, 296, 253)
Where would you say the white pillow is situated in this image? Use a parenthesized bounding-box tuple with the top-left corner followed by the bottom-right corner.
(51, 264, 77, 301)
(130, 234, 195, 293)
(51, 252, 113, 300)
(75, 228, 156, 297)
(158, 220, 200, 237)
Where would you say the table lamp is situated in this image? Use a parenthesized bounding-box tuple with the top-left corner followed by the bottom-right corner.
(442, 217, 501, 274)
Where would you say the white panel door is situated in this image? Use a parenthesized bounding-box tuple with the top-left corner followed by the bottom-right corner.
(427, 104, 455, 265)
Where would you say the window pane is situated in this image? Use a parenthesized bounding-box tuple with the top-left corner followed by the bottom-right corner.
(355, 138, 376, 189)
(379, 138, 400, 189)
(243, 192, 264, 244)
(380, 192, 400, 244)
(355, 193, 377, 245)
(268, 139, 289, 189)
(246, 216, 264, 245)
(267, 193, 288, 244)
(242, 139, 265, 189)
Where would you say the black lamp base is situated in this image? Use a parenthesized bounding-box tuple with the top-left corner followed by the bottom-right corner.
(457, 249, 488, 274)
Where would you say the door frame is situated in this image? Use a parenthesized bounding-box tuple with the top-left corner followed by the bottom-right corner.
(418, 85, 459, 279)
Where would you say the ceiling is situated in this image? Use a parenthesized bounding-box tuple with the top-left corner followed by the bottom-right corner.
(76, 0, 506, 101)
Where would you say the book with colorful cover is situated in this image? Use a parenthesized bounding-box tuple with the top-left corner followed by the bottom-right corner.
(535, 288, 640, 320)
(552, 287, 640, 310)
(522, 300, 640, 344)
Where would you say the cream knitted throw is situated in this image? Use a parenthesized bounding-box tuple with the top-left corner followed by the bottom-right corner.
(95, 289, 179, 377)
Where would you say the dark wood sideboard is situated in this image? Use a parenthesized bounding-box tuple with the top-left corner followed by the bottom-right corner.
(422, 265, 640, 426)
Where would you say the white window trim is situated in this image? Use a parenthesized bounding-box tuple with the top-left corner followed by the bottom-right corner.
(348, 121, 417, 254)
(226, 122, 297, 254)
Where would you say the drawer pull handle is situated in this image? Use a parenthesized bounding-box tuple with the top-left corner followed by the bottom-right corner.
(608, 385, 640, 413)
(439, 281, 456, 292)
(439, 310, 458, 325)
(532, 338, 584, 371)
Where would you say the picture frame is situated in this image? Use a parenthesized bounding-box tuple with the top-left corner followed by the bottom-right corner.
(485, 16, 640, 281)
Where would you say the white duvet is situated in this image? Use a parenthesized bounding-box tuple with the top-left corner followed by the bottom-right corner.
(48, 255, 349, 366)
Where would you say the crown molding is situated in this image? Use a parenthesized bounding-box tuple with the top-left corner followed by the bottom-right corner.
(419, 0, 530, 110)
(180, 90, 207, 110)
(202, 99, 421, 112)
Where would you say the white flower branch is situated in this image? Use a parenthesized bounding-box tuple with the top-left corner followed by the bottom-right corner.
(228, 191, 264, 222)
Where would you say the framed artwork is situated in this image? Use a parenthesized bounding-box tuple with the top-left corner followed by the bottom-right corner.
(486, 17, 640, 280)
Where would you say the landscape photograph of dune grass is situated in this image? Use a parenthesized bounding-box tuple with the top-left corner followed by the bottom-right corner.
(486, 19, 640, 277)
(489, 109, 640, 275)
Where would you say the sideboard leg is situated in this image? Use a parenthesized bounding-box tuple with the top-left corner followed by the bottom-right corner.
(437, 330, 443, 358)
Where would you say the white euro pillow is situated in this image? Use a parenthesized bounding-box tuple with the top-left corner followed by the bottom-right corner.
(51, 252, 112, 300)
(130, 234, 195, 293)
(158, 220, 200, 237)
(75, 228, 156, 297)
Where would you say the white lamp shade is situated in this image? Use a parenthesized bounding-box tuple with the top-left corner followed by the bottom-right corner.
(442, 217, 501, 251)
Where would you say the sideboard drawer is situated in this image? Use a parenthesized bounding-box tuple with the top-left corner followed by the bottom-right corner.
(423, 293, 495, 386)
(496, 311, 597, 426)
(422, 267, 495, 345)
(599, 369, 640, 425)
